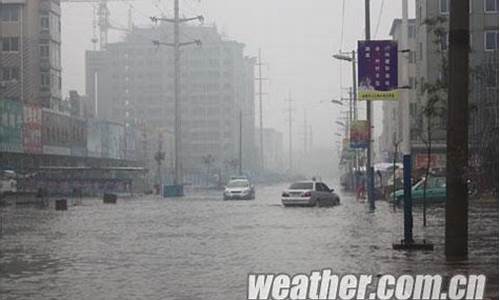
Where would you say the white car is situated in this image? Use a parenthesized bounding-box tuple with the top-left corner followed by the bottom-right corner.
(223, 179, 255, 200)
(281, 181, 340, 207)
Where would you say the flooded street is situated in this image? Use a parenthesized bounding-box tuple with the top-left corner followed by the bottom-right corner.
(1, 182, 498, 300)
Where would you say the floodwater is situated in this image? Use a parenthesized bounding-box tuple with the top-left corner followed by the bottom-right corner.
(0, 182, 498, 299)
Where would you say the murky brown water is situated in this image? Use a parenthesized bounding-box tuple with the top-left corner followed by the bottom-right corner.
(0, 182, 497, 299)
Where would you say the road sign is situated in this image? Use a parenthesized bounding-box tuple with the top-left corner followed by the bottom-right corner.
(357, 40, 399, 100)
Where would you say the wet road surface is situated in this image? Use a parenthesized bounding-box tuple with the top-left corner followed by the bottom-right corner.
(0, 181, 498, 299)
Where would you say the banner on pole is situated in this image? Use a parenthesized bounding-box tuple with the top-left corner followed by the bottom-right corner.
(357, 40, 399, 100)
(350, 120, 369, 149)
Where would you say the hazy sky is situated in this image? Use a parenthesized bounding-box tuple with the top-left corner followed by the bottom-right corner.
(61, 0, 415, 151)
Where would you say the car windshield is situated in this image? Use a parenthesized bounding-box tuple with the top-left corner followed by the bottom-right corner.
(289, 182, 313, 190)
(227, 180, 249, 188)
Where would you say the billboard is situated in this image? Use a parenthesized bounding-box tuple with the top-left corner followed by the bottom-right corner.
(0, 99, 23, 153)
(357, 40, 399, 100)
(350, 120, 369, 149)
(23, 105, 42, 154)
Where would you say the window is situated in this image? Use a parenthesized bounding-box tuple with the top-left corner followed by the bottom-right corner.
(0, 5, 19, 22)
(485, 31, 499, 51)
(408, 25, 416, 39)
(485, 0, 499, 12)
(40, 44, 49, 57)
(1, 37, 19, 52)
(441, 32, 449, 50)
(440, 0, 449, 14)
(41, 72, 50, 88)
(40, 13, 49, 30)
(409, 77, 416, 89)
(289, 182, 313, 190)
(410, 103, 417, 117)
(419, 42, 423, 60)
(2, 67, 19, 81)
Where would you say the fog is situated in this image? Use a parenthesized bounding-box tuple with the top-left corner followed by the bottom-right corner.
(61, 0, 415, 176)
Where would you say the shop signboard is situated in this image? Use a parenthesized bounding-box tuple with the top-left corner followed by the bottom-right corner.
(350, 120, 369, 149)
(87, 119, 102, 158)
(0, 99, 23, 153)
(23, 104, 42, 154)
(414, 153, 446, 170)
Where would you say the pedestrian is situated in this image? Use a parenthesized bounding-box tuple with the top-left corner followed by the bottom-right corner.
(356, 178, 366, 201)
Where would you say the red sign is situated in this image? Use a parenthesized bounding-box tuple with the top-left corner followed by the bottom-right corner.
(415, 153, 446, 169)
(23, 105, 42, 154)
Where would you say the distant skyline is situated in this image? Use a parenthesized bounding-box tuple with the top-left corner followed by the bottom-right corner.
(61, 0, 415, 150)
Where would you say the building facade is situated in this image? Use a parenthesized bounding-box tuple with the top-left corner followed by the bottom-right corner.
(0, 0, 62, 109)
(257, 128, 284, 173)
(380, 18, 418, 164)
(85, 24, 257, 181)
(414, 0, 498, 176)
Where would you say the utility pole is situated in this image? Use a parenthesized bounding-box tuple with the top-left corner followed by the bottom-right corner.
(151, 4, 203, 195)
(351, 50, 358, 123)
(401, 0, 413, 244)
(285, 91, 294, 173)
(142, 122, 148, 193)
(308, 125, 313, 151)
(303, 109, 308, 155)
(154, 131, 165, 195)
(256, 49, 267, 170)
(365, 0, 375, 210)
(446, 0, 469, 259)
(239, 110, 243, 175)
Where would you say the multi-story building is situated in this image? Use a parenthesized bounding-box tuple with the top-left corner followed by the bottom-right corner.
(257, 128, 284, 172)
(0, 0, 62, 109)
(414, 0, 498, 175)
(85, 24, 257, 181)
(380, 18, 418, 163)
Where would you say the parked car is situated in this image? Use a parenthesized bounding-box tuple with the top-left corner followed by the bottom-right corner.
(223, 179, 255, 200)
(281, 180, 340, 207)
(391, 176, 446, 204)
(0, 170, 17, 193)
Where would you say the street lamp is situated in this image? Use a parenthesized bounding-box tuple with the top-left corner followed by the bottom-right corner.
(332, 50, 359, 193)
(332, 53, 353, 62)
(330, 99, 344, 106)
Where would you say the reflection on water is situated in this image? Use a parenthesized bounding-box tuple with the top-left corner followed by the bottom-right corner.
(0, 183, 497, 299)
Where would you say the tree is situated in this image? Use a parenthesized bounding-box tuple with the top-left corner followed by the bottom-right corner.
(418, 16, 449, 226)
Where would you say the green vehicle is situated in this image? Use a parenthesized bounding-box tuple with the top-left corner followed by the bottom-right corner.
(391, 176, 446, 204)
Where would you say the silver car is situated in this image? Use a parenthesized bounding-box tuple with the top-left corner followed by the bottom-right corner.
(281, 181, 340, 207)
(223, 179, 255, 200)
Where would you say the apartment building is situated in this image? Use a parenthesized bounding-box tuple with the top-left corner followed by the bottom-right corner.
(380, 18, 418, 163)
(0, 0, 62, 109)
(414, 0, 498, 171)
(85, 24, 257, 179)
